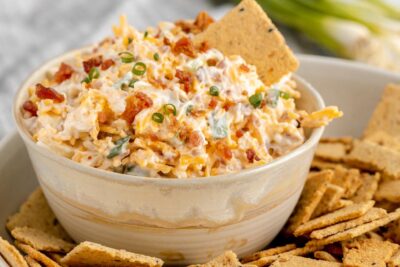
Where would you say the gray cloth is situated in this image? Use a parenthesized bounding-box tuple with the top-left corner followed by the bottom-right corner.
(0, 0, 310, 139)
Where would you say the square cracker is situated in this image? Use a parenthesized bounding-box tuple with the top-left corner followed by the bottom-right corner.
(375, 179, 400, 203)
(331, 166, 362, 198)
(189, 251, 241, 267)
(310, 207, 387, 239)
(269, 255, 341, 267)
(6, 188, 71, 241)
(285, 170, 333, 234)
(364, 131, 400, 152)
(294, 200, 375, 237)
(194, 0, 298, 86)
(315, 142, 347, 162)
(311, 159, 343, 171)
(60, 241, 163, 267)
(342, 237, 399, 267)
(11, 227, 74, 253)
(0, 236, 28, 267)
(241, 244, 296, 263)
(312, 184, 344, 218)
(350, 172, 380, 203)
(345, 140, 400, 179)
(363, 84, 400, 142)
(16, 242, 61, 267)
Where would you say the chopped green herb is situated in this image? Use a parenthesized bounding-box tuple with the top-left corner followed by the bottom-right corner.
(209, 86, 219, 96)
(144, 31, 148, 38)
(152, 112, 164, 123)
(128, 78, 138, 88)
(119, 51, 135, 63)
(153, 53, 160, 61)
(132, 62, 146, 76)
(279, 91, 291, 99)
(81, 67, 100, 84)
(163, 104, 177, 116)
(249, 93, 263, 108)
(107, 136, 130, 159)
(186, 105, 194, 115)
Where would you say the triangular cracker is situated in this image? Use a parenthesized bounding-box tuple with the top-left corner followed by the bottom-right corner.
(0, 236, 28, 267)
(194, 0, 298, 86)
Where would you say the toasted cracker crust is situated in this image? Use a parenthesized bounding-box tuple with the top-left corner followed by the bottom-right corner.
(0, 236, 28, 267)
(25, 256, 42, 267)
(310, 207, 387, 240)
(313, 251, 339, 262)
(241, 244, 296, 263)
(194, 0, 298, 86)
(294, 200, 374, 237)
(331, 166, 362, 198)
(189, 250, 241, 267)
(269, 255, 341, 267)
(311, 159, 344, 171)
(350, 172, 380, 203)
(388, 249, 400, 267)
(61, 241, 163, 267)
(11, 227, 74, 253)
(315, 142, 347, 162)
(312, 184, 344, 218)
(375, 180, 400, 203)
(16, 242, 61, 267)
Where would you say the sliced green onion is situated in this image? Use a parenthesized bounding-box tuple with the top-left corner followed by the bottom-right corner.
(81, 77, 91, 84)
(152, 112, 164, 123)
(279, 91, 291, 99)
(119, 51, 135, 63)
(209, 86, 219, 96)
(153, 53, 160, 61)
(144, 31, 148, 38)
(107, 136, 130, 159)
(186, 105, 193, 115)
(163, 104, 177, 116)
(249, 93, 263, 108)
(129, 79, 138, 88)
(82, 67, 100, 83)
(132, 62, 147, 76)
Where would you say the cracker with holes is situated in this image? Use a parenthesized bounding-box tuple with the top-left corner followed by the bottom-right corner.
(375, 179, 400, 203)
(60, 241, 163, 267)
(269, 255, 341, 267)
(350, 172, 380, 203)
(294, 200, 374, 237)
(194, 0, 298, 86)
(285, 170, 333, 234)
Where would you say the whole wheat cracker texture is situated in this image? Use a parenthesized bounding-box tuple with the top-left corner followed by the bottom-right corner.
(310, 208, 387, 240)
(315, 142, 347, 163)
(16, 242, 61, 267)
(241, 244, 296, 263)
(312, 184, 344, 218)
(329, 199, 353, 212)
(375, 179, 400, 203)
(189, 250, 243, 267)
(306, 208, 400, 247)
(388, 249, 400, 267)
(194, 0, 298, 86)
(342, 237, 399, 267)
(285, 170, 333, 234)
(0, 236, 28, 267)
(350, 172, 380, 203)
(363, 83, 400, 141)
(294, 200, 375, 237)
(11, 226, 74, 253)
(6, 188, 71, 241)
(269, 255, 341, 267)
(331, 166, 362, 198)
(25, 256, 42, 267)
(61, 241, 163, 267)
(345, 140, 400, 179)
(313, 251, 339, 263)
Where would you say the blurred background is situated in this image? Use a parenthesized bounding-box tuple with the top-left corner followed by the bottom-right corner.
(0, 0, 399, 139)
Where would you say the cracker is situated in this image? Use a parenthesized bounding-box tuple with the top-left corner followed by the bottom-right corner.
(6, 188, 71, 241)
(342, 237, 399, 267)
(320, 136, 353, 146)
(311, 159, 343, 171)
(294, 200, 374, 237)
(345, 140, 400, 179)
(190, 251, 242, 267)
(310, 208, 387, 239)
(25, 256, 42, 267)
(331, 165, 362, 198)
(11, 227, 74, 253)
(241, 244, 296, 263)
(315, 142, 347, 162)
(16, 242, 61, 267)
(383, 218, 400, 244)
(285, 170, 333, 234)
(388, 249, 400, 267)
(350, 172, 380, 203)
(269, 255, 342, 267)
(194, 0, 298, 86)
(329, 199, 353, 211)
(307, 208, 400, 247)
(363, 83, 400, 143)
(60, 241, 163, 267)
(313, 251, 338, 262)
(376, 200, 399, 212)
(0, 236, 28, 267)
(375, 180, 400, 203)
(312, 184, 344, 218)
(364, 131, 400, 152)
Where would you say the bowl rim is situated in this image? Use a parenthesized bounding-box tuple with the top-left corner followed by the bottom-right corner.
(13, 47, 325, 186)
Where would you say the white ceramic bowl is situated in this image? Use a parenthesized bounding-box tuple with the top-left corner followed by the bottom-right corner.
(13, 49, 324, 265)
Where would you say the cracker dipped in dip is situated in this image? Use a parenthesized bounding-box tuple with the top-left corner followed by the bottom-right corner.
(20, 4, 342, 178)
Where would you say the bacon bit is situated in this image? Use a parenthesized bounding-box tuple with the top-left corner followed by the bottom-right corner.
(216, 142, 232, 161)
(208, 98, 218, 109)
(175, 69, 194, 93)
(235, 129, 244, 138)
(223, 101, 235, 111)
(207, 58, 218, 67)
(246, 149, 259, 163)
(178, 128, 190, 142)
(172, 37, 196, 58)
(239, 64, 250, 72)
(194, 11, 214, 32)
(22, 100, 38, 116)
(53, 63, 74, 84)
(121, 92, 153, 124)
(163, 37, 171, 46)
(174, 20, 194, 34)
(101, 59, 115, 70)
(83, 55, 103, 73)
(35, 84, 65, 103)
(188, 131, 202, 147)
(198, 41, 210, 53)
